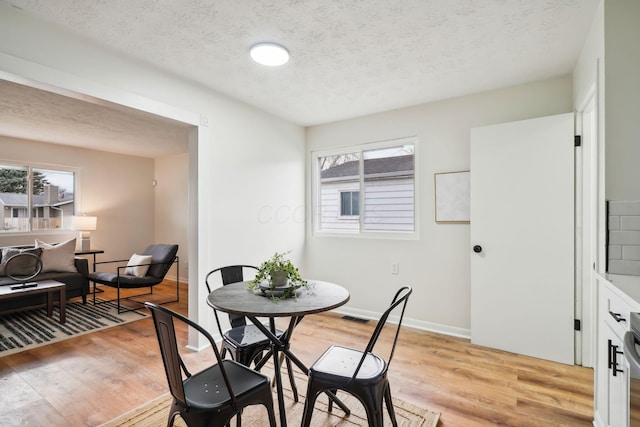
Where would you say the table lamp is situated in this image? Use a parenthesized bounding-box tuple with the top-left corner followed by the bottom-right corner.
(72, 215, 97, 251)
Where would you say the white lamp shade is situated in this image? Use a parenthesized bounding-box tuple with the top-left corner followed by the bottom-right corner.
(72, 216, 97, 231)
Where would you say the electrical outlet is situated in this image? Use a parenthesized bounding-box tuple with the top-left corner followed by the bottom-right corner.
(391, 262, 399, 275)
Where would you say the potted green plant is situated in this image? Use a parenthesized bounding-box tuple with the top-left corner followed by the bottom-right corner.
(248, 251, 308, 298)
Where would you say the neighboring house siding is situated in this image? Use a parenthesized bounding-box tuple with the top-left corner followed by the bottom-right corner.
(363, 178, 414, 232)
(320, 180, 360, 232)
(0, 189, 74, 231)
(318, 154, 415, 233)
(319, 177, 414, 232)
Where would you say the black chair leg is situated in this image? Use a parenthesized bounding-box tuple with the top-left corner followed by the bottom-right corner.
(361, 387, 386, 427)
(117, 284, 121, 313)
(262, 387, 277, 427)
(252, 351, 264, 367)
(384, 383, 398, 426)
(327, 388, 338, 412)
(301, 380, 325, 427)
(167, 401, 181, 427)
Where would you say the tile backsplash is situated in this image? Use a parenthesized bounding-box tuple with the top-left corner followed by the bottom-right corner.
(608, 200, 640, 276)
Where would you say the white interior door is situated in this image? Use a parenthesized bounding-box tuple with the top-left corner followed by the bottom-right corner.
(470, 113, 575, 365)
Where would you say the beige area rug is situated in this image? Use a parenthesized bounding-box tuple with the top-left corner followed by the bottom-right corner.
(101, 365, 440, 427)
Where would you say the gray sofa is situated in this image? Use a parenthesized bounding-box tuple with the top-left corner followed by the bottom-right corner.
(0, 245, 89, 314)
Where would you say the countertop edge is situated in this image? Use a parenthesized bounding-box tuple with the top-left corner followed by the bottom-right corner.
(597, 272, 640, 305)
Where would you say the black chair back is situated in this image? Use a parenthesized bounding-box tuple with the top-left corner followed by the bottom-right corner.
(300, 286, 413, 427)
(143, 244, 179, 279)
(354, 286, 412, 380)
(205, 265, 258, 328)
(146, 302, 237, 410)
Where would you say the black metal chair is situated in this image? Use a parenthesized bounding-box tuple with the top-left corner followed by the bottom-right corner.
(145, 302, 277, 427)
(300, 286, 413, 427)
(205, 265, 298, 402)
(88, 244, 179, 313)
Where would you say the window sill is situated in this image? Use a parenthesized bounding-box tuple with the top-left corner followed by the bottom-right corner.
(312, 230, 419, 241)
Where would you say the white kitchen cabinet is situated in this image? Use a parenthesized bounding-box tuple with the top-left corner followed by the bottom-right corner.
(595, 274, 640, 427)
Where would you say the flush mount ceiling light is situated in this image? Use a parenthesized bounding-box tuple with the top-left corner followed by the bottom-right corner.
(250, 42, 290, 66)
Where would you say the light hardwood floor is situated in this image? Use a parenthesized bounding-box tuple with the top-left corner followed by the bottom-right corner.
(0, 281, 593, 426)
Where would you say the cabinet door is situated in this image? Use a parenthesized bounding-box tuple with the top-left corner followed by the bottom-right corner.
(608, 325, 629, 427)
(596, 318, 611, 424)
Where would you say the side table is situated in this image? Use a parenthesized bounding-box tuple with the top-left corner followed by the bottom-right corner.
(75, 249, 104, 272)
(75, 249, 104, 299)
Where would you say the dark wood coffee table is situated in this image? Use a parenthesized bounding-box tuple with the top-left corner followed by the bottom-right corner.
(0, 279, 66, 323)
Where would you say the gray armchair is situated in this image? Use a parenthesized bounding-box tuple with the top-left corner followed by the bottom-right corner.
(88, 244, 179, 313)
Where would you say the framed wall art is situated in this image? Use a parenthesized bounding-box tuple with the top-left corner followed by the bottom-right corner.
(434, 170, 470, 223)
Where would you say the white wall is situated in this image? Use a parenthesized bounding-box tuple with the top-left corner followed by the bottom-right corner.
(0, 136, 155, 256)
(603, 0, 640, 200)
(155, 152, 189, 283)
(574, 0, 604, 109)
(0, 3, 306, 338)
(573, 0, 640, 266)
(306, 76, 573, 334)
(576, 0, 640, 201)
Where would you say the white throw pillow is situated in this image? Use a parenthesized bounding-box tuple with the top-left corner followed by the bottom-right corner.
(125, 253, 153, 277)
(35, 238, 77, 273)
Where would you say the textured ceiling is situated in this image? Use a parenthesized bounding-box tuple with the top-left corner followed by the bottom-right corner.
(0, 79, 191, 158)
(1, 0, 599, 156)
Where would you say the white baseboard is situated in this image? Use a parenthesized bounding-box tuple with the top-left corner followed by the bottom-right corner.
(186, 342, 212, 352)
(334, 306, 471, 340)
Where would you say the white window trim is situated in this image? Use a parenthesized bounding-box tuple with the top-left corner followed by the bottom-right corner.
(311, 136, 419, 240)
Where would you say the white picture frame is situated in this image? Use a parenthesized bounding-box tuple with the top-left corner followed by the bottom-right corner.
(434, 171, 470, 223)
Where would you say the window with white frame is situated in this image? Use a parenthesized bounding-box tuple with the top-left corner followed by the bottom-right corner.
(340, 191, 360, 216)
(313, 137, 416, 236)
(0, 163, 76, 232)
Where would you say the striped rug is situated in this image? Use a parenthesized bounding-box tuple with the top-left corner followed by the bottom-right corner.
(0, 300, 148, 357)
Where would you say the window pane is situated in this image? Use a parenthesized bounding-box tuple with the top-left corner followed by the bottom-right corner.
(340, 192, 351, 216)
(32, 168, 75, 230)
(318, 153, 360, 231)
(352, 191, 360, 215)
(0, 165, 29, 232)
(362, 145, 414, 232)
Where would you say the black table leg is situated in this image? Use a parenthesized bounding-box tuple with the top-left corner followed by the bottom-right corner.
(271, 341, 287, 427)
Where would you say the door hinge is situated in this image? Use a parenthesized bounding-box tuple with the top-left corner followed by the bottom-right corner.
(574, 319, 581, 331)
(574, 135, 582, 147)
